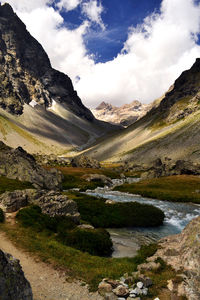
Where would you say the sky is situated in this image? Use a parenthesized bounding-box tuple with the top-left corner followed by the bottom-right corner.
(3, 0, 200, 107)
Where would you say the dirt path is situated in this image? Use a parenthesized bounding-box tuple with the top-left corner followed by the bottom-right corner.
(0, 231, 103, 300)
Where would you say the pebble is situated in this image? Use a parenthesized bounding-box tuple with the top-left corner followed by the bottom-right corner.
(136, 282, 143, 289)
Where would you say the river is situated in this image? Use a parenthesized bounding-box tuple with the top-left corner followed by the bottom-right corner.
(85, 183, 200, 258)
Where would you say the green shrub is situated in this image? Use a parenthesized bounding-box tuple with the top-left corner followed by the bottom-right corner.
(58, 228, 113, 256)
(62, 174, 104, 191)
(133, 243, 158, 264)
(0, 208, 4, 223)
(71, 192, 165, 228)
(16, 205, 113, 257)
(16, 205, 76, 232)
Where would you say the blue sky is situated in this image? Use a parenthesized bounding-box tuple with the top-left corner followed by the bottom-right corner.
(57, 0, 163, 62)
(5, 0, 200, 107)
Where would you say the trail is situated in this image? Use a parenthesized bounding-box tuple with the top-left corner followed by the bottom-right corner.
(0, 231, 103, 300)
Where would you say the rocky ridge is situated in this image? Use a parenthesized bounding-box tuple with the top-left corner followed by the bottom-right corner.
(92, 100, 151, 127)
(0, 249, 33, 300)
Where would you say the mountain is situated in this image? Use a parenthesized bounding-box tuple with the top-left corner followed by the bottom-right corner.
(91, 100, 151, 127)
(0, 3, 117, 154)
(83, 58, 200, 164)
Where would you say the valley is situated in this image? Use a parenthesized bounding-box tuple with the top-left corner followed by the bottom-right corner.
(0, 2, 200, 300)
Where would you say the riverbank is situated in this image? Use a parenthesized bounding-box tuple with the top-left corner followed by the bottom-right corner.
(114, 175, 200, 204)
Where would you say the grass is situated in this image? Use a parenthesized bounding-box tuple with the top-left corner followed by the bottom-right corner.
(0, 223, 158, 291)
(16, 205, 113, 257)
(0, 176, 33, 194)
(114, 175, 200, 204)
(67, 192, 165, 227)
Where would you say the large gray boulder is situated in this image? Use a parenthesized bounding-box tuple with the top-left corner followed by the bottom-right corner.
(0, 249, 33, 300)
(0, 143, 63, 190)
(0, 189, 80, 223)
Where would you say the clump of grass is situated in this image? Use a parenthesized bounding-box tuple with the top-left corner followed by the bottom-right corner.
(0, 176, 33, 194)
(0, 208, 4, 222)
(114, 175, 200, 204)
(16, 205, 113, 257)
(68, 192, 165, 227)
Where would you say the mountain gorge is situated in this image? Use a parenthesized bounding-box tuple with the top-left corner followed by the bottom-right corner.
(0, 3, 117, 155)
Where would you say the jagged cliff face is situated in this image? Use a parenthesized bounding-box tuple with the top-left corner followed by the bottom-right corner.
(92, 100, 151, 127)
(0, 3, 93, 121)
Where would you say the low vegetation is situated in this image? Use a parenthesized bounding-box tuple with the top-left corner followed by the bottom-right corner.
(0, 221, 158, 291)
(114, 175, 200, 204)
(16, 205, 113, 257)
(68, 192, 165, 227)
(0, 208, 4, 222)
(0, 176, 33, 194)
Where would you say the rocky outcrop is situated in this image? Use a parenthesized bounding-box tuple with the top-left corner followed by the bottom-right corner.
(92, 100, 151, 127)
(0, 249, 33, 300)
(141, 158, 200, 179)
(0, 3, 93, 121)
(150, 216, 200, 300)
(0, 189, 80, 223)
(0, 142, 63, 189)
(71, 155, 101, 169)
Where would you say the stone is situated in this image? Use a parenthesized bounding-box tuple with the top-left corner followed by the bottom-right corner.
(0, 144, 63, 190)
(71, 155, 100, 169)
(82, 174, 112, 186)
(78, 224, 94, 230)
(105, 279, 120, 289)
(124, 276, 133, 285)
(98, 282, 113, 296)
(0, 249, 33, 299)
(0, 190, 28, 212)
(136, 282, 143, 289)
(142, 288, 148, 296)
(113, 285, 129, 297)
(104, 292, 118, 300)
(137, 262, 161, 272)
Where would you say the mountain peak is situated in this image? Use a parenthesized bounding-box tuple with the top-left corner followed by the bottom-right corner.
(0, 3, 94, 120)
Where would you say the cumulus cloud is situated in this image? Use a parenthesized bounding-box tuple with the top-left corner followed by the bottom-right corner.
(3, 0, 200, 107)
(81, 0, 105, 30)
(56, 0, 82, 12)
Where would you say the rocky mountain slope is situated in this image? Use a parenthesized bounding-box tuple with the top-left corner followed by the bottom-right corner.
(0, 3, 117, 154)
(83, 58, 200, 164)
(91, 100, 151, 127)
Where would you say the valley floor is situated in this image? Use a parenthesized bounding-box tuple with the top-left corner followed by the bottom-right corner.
(0, 231, 102, 300)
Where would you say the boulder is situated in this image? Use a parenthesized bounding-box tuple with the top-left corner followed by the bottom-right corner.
(98, 282, 113, 296)
(0, 249, 33, 300)
(0, 189, 80, 223)
(71, 155, 101, 169)
(82, 174, 112, 186)
(0, 144, 63, 190)
(0, 190, 28, 213)
(113, 285, 129, 297)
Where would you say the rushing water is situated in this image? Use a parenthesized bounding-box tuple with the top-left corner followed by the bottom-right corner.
(85, 186, 200, 257)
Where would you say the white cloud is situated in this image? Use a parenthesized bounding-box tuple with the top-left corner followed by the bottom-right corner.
(3, 0, 200, 108)
(56, 0, 82, 12)
(81, 0, 105, 30)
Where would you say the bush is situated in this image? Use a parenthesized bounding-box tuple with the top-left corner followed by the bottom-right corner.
(58, 228, 113, 256)
(72, 193, 165, 228)
(0, 208, 4, 223)
(16, 205, 76, 232)
(16, 205, 113, 256)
